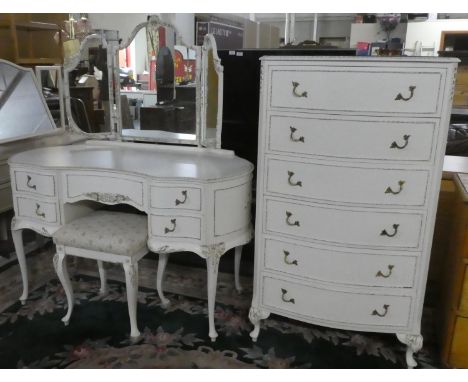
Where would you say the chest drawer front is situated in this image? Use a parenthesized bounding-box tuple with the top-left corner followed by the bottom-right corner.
(264, 238, 417, 287)
(14, 170, 56, 197)
(265, 199, 423, 249)
(66, 173, 144, 208)
(269, 67, 443, 115)
(266, 158, 429, 207)
(268, 114, 436, 162)
(262, 276, 412, 327)
(150, 215, 201, 240)
(16, 197, 58, 223)
(0, 162, 9, 184)
(150, 186, 201, 211)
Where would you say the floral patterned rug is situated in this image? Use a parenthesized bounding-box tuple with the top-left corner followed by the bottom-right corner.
(0, 275, 440, 369)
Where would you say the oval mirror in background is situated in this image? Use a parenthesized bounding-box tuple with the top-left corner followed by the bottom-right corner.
(200, 34, 223, 149)
(118, 16, 199, 145)
(63, 32, 117, 138)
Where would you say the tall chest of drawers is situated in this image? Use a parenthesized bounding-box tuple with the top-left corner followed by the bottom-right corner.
(248, 57, 458, 368)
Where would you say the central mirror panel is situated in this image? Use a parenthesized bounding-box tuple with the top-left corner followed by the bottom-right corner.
(119, 20, 199, 145)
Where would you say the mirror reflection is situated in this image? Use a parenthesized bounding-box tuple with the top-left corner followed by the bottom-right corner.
(35, 66, 65, 128)
(119, 23, 197, 142)
(67, 36, 112, 133)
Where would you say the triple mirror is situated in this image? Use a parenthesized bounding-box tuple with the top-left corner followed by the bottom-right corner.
(63, 15, 223, 148)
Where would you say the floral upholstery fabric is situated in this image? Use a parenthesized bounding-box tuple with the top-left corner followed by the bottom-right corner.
(53, 210, 148, 256)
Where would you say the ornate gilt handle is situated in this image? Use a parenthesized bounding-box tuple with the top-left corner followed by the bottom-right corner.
(164, 218, 177, 234)
(285, 211, 300, 227)
(283, 250, 298, 266)
(380, 224, 399, 238)
(376, 265, 394, 278)
(390, 134, 410, 149)
(35, 203, 45, 218)
(292, 81, 308, 98)
(372, 304, 390, 317)
(395, 86, 416, 101)
(287, 171, 302, 187)
(175, 190, 188, 206)
(385, 180, 405, 195)
(290, 127, 305, 143)
(281, 288, 295, 304)
(26, 175, 37, 190)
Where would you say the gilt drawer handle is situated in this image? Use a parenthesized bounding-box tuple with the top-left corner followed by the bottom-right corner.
(287, 171, 302, 187)
(372, 304, 390, 317)
(292, 81, 308, 98)
(395, 86, 416, 101)
(35, 203, 45, 218)
(289, 127, 305, 143)
(281, 288, 295, 304)
(286, 211, 300, 227)
(390, 134, 411, 150)
(283, 250, 298, 266)
(175, 190, 188, 206)
(26, 175, 37, 190)
(385, 180, 405, 195)
(164, 219, 177, 234)
(380, 224, 399, 238)
(376, 265, 394, 278)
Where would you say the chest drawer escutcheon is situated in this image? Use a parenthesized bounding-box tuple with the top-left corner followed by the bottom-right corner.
(35, 203, 45, 218)
(390, 134, 411, 150)
(292, 81, 308, 98)
(380, 224, 399, 237)
(283, 250, 298, 266)
(175, 190, 188, 206)
(285, 211, 300, 227)
(281, 288, 295, 304)
(385, 180, 405, 195)
(287, 171, 302, 187)
(372, 304, 390, 317)
(376, 265, 394, 278)
(395, 86, 416, 101)
(164, 219, 177, 234)
(289, 126, 305, 143)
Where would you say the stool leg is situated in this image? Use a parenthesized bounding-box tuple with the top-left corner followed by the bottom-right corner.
(123, 261, 140, 338)
(12, 228, 28, 305)
(156, 253, 170, 307)
(97, 260, 108, 295)
(53, 248, 74, 326)
(234, 246, 243, 293)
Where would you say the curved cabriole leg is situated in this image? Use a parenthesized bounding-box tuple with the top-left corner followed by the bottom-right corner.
(249, 306, 270, 342)
(97, 260, 108, 295)
(12, 227, 28, 305)
(156, 253, 170, 307)
(53, 248, 74, 326)
(396, 333, 423, 368)
(206, 253, 221, 342)
(123, 261, 140, 339)
(234, 246, 243, 293)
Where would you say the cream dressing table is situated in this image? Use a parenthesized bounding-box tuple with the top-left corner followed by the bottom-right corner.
(8, 17, 254, 341)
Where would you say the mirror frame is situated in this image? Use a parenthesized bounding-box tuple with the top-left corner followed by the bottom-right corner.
(0, 59, 60, 144)
(35, 65, 66, 129)
(63, 30, 120, 140)
(117, 15, 202, 146)
(200, 34, 223, 149)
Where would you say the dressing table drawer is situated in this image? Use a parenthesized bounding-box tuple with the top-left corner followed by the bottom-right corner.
(16, 197, 59, 224)
(267, 114, 436, 162)
(65, 173, 145, 208)
(269, 66, 443, 115)
(262, 276, 412, 328)
(266, 157, 429, 207)
(265, 199, 423, 249)
(150, 215, 201, 240)
(150, 186, 201, 211)
(264, 238, 417, 288)
(14, 170, 56, 197)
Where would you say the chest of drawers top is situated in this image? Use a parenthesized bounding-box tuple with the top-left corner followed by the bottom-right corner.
(261, 56, 458, 117)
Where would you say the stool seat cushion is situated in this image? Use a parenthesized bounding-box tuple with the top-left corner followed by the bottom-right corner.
(53, 210, 148, 256)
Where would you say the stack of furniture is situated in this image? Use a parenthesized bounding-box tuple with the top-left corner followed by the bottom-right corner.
(249, 56, 458, 368)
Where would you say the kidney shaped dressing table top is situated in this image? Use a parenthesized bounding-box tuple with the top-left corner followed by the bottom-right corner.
(8, 140, 254, 341)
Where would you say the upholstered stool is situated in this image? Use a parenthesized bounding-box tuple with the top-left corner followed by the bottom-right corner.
(52, 210, 148, 338)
